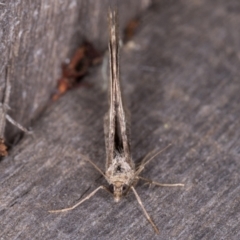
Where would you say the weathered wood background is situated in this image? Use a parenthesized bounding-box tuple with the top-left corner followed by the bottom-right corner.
(1, 0, 240, 239)
(0, 0, 150, 141)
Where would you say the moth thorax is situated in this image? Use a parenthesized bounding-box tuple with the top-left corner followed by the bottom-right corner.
(106, 156, 135, 186)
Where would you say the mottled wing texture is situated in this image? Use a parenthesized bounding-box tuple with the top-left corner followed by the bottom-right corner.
(104, 9, 133, 170)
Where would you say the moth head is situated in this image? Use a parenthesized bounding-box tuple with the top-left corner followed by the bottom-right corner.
(111, 182, 127, 202)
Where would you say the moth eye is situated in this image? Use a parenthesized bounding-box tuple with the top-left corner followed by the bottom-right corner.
(116, 165, 121, 172)
(122, 185, 127, 191)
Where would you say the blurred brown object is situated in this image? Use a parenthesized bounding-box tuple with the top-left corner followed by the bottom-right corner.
(0, 138, 7, 156)
(52, 41, 102, 101)
(123, 18, 140, 43)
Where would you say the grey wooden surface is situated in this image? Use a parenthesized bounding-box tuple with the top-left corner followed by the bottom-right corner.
(0, 0, 150, 141)
(1, 0, 240, 239)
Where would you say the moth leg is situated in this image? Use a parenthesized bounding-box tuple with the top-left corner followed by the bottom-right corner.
(0, 66, 10, 139)
(131, 186, 160, 234)
(137, 176, 184, 187)
(123, 182, 136, 197)
(136, 144, 172, 175)
(1, 66, 32, 136)
(49, 185, 109, 213)
(6, 115, 32, 135)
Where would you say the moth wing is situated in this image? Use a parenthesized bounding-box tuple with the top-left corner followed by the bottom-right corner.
(104, 109, 115, 169)
(108, 9, 133, 167)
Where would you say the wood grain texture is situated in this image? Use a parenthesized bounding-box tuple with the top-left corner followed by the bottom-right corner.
(0, 0, 150, 142)
(1, 0, 240, 239)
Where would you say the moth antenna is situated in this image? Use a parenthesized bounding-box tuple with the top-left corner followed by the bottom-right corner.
(136, 143, 172, 175)
(79, 154, 106, 179)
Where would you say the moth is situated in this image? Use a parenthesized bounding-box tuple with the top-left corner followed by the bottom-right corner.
(0, 65, 32, 156)
(50, 9, 184, 234)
